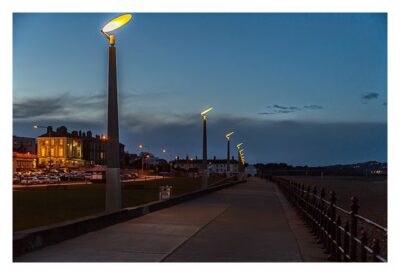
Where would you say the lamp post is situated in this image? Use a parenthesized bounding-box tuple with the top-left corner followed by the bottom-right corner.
(236, 143, 244, 174)
(33, 125, 53, 170)
(201, 107, 213, 189)
(225, 131, 234, 177)
(138, 144, 150, 172)
(101, 14, 132, 212)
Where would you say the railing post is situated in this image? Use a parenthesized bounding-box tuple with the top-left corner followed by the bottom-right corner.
(323, 206, 329, 252)
(328, 191, 337, 260)
(306, 185, 311, 225)
(360, 230, 368, 262)
(317, 188, 326, 245)
(343, 220, 350, 262)
(336, 216, 342, 262)
(300, 184, 305, 218)
(311, 186, 317, 235)
(372, 239, 380, 262)
(350, 196, 359, 261)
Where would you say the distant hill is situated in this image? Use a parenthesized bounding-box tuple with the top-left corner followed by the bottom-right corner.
(254, 161, 387, 176)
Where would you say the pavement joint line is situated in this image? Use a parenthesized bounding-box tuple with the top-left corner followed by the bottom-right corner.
(159, 204, 231, 262)
(101, 249, 166, 255)
(271, 180, 305, 262)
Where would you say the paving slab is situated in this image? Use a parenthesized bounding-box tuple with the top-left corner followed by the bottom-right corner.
(15, 177, 326, 262)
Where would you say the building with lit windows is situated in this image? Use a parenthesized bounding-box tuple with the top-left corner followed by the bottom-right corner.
(13, 152, 37, 172)
(171, 156, 239, 174)
(37, 126, 84, 168)
(36, 126, 126, 168)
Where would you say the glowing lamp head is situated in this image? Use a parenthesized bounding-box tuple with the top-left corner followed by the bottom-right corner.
(236, 142, 243, 149)
(162, 149, 167, 153)
(33, 125, 38, 128)
(225, 131, 234, 140)
(102, 14, 132, 33)
(101, 14, 132, 44)
(201, 107, 213, 119)
(139, 144, 143, 149)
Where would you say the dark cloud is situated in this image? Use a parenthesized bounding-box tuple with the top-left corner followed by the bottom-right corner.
(13, 95, 66, 119)
(13, 114, 387, 166)
(260, 104, 323, 115)
(272, 105, 300, 111)
(258, 112, 276, 115)
(362, 92, 379, 100)
(383, 102, 387, 106)
(304, 105, 323, 110)
(13, 92, 108, 122)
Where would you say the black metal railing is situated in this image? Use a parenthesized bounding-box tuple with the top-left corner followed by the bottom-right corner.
(269, 176, 387, 262)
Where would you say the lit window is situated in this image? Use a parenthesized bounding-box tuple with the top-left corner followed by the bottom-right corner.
(51, 148, 55, 156)
(59, 148, 63, 157)
(59, 139, 63, 145)
(51, 139, 55, 146)
(41, 148, 45, 157)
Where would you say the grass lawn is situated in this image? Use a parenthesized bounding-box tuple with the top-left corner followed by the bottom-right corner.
(13, 175, 224, 232)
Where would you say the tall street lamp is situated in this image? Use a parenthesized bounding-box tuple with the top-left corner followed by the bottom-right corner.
(225, 131, 234, 177)
(138, 144, 150, 172)
(236, 142, 244, 173)
(101, 14, 132, 212)
(201, 107, 213, 189)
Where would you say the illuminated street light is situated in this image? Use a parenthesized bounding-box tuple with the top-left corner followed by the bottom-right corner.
(201, 107, 213, 189)
(101, 14, 132, 212)
(101, 14, 132, 45)
(236, 142, 244, 173)
(138, 144, 150, 172)
(201, 107, 213, 118)
(225, 131, 234, 177)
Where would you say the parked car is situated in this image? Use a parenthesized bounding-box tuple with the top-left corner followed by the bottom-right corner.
(49, 176, 61, 184)
(36, 176, 49, 184)
(20, 177, 38, 185)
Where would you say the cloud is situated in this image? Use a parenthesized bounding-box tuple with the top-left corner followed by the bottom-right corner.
(258, 112, 276, 115)
(361, 92, 379, 100)
(272, 105, 301, 111)
(259, 104, 323, 115)
(383, 102, 387, 106)
(304, 105, 323, 110)
(13, 92, 109, 122)
(13, 95, 66, 119)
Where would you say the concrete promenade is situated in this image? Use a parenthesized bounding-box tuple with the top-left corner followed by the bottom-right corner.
(15, 177, 326, 262)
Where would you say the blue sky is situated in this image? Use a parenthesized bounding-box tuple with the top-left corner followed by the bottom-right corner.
(13, 13, 387, 165)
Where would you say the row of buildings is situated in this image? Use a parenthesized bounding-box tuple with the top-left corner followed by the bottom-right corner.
(171, 156, 240, 174)
(13, 126, 243, 174)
